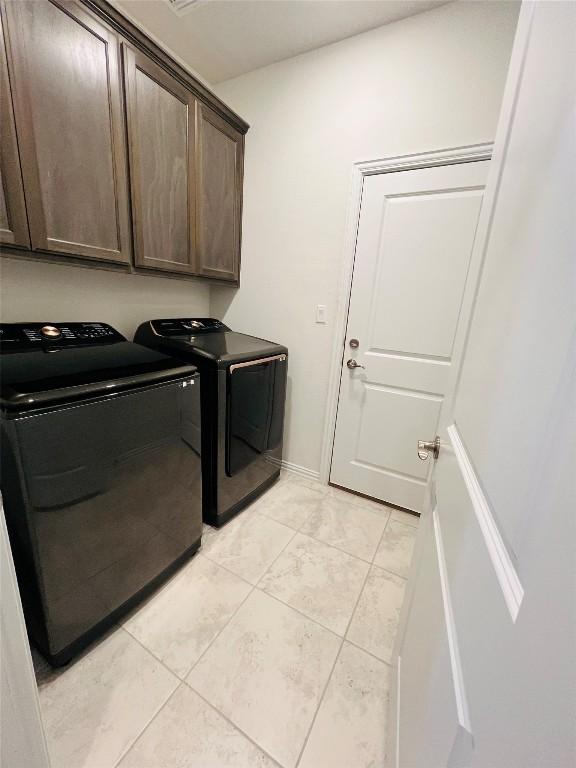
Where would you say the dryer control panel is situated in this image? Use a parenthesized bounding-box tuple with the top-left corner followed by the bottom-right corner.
(0, 322, 125, 351)
(150, 318, 229, 336)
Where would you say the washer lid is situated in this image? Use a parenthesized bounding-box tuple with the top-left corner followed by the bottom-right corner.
(0, 338, 197, 412)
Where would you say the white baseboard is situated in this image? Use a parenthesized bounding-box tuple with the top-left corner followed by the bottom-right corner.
(268, 457, 321, 483)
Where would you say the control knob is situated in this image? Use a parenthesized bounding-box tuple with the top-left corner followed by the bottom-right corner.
(41, 325, 62, 339)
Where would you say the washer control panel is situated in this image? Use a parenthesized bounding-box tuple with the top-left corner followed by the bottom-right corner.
(0, 322, 125, 350)
(150, 318, 228, 336)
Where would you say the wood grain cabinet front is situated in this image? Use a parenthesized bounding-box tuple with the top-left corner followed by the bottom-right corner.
(2, 0, 131, 263)
(0, 9, 29, 248)
(195, 103, 244, 283)
(123, 44, 197, 274)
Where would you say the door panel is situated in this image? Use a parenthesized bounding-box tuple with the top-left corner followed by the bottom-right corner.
(196, 103, 243, 282)
(331, 161, 489, 511)
(393, 4, 576, 767)
(123, 44, 196, 273)
(356, 386, 441, 480)
(368, 192, 483, 358)
(0, 8, 29, 247)
(398, 510, 471, 768)
(3, 0, 130, 262)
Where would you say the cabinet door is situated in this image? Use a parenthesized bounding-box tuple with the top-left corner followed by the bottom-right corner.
(3, 0, 131, 263)
(196, 103, 244, 282)
(123, 44, 196, 274)
(0, 8, 29, 247)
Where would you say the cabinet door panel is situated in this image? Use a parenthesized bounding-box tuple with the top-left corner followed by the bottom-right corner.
(123, 45, 196, 273)
(3, 0, 130, 262)
(196, 104, 243, 282)
(0, 8, 29, 247)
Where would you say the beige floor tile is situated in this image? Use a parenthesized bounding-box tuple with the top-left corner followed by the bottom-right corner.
(346, 565, 406, 662)
(327, 485, 392, 519)
(374, 520, 417, 578)
(251, 481, 324, 530)
(123, 554, 251, 678)
(187, 590, 340, 768)
(300, 496, 388, 561)
(390, 507, 420, 527)
(38, 629, 178, 768)
(202, 523, 220, 546)
(118, 684, 278, 768)
(299, 642, 390, 768)
(283, 472, 327, 494)
(259, 533, 369, 635)
(201, 511, 294, 584)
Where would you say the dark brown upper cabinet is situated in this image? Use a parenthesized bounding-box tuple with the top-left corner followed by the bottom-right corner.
(0, 9, 29, 248)
(123, 44, 196, 274)
(195, 103, 244, 283)
(3, 0, 131, 263)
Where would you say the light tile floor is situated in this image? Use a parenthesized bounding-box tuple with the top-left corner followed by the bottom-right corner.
(34, 472, 418, 768)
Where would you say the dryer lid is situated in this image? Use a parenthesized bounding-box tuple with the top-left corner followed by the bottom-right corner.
(139, 319, 288, 367)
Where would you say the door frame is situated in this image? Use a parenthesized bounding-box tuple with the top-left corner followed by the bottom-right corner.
(319, 142, 494, 487)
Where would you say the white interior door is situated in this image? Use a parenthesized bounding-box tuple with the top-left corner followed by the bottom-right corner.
(331, 159, 489, 511)
(392, 2, 576, 766)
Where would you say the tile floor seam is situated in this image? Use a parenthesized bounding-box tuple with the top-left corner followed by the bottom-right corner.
(252, 526, 300, 587)
(253, 585, 343, 641)
(370, 510, 393, 566)
(181, 681, 284, 768)
(121, 553, 254, 681)
(370, 560, 409, 583)
(108, 627, 181, 768)
(196, 549, 256, 588)
(254, 505, 315, 533)
(185, 525, 300, 681)
(111, 679, 188, 768)
(342, 636, 394, 669)
(280, 527, 371, 566)
(296, 527, 377, 566)
(294, 542, 377, 768)
(175, 526, 306, 766)
(294, 636, 346, 768)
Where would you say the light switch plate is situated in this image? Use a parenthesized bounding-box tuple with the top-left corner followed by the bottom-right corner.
(316, 304, 327, 324)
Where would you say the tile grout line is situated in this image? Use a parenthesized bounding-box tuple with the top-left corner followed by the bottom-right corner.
(294, 525, 378, 768)
(204, 561, 397, 669)
(294, 638, 346, 768)
(371, 509, 392, 565)
(195, 549, 256, 588)
(183, 682, 284, 768)
(203, 500, 406, 666)
(180, 524, 304, 766)
(116, 519, 302, 768)
(118, 629, 284, 767)
(253, 585, 343, 641)
(111, 486, 412, 768)
(110, 627, 181, 768)
(370, 561, 409, 583)
(186, 523, 300, 678)
(343, 636, 394, 669)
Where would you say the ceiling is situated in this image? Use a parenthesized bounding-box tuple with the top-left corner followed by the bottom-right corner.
(113, 0, 453, 84)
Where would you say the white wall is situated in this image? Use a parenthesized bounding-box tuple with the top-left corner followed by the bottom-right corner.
(212, 0, 519, 476)
(0, 258, 210, 340)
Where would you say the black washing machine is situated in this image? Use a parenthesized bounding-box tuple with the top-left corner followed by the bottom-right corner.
(0, 322, 202, 666)
(135, 318, 287, 527)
